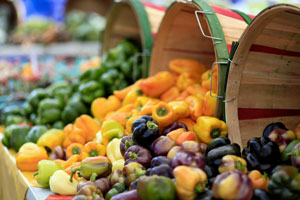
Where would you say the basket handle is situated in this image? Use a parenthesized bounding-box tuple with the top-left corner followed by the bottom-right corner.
(210, 61, 227, 99)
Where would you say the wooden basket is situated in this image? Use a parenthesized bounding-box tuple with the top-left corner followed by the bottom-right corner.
(225, 4, 300, 147)
(101, 0, 165, 78)
(65, 0, 114, 16)
(149, 0, 253, 119)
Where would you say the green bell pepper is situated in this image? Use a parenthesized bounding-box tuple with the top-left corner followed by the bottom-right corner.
(10, 125, 31, 152)
(5, 115, 25, 126)
(25, 125, 48, 143)
(282, 140, 300, 163)
(22, 102, 33, 117)
(52, 121, 64, 129)
(38, 98, 63, 124)
(137, 175, 176, 200)
(100, 69, 119, 86)
(28, 88, 48, 108)
(34, 160, 64, 188)
(47, 81, 69, 97)
(1, 136, 10, 147)
(2, 124, 19, 147)
(1, 105, 23, 125)
(268, 166, 300, 200)
(79, 80, 105, 104)
(61, 99, 87, 124)
(80, 67, 105, 83)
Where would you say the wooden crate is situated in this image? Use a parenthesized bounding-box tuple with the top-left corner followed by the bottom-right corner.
(149, 0, 253, 119)
(225, 4, 300, 147)
(101, 0, 165, 78)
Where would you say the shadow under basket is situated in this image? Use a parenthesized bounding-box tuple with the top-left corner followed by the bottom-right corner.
(225, 4, 300, 147)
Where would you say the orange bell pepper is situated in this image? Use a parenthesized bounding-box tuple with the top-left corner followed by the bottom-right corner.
(160, 86, 180, 102)
(117, 104, 135, 113)
(140, 104, 154, 116)
(168, 101, 190, 120)
(176, 131, 196, 146)
(84, 141, 106, 157)
(152, 102, 176, 127)
(91, 95, 122, 122)
(169, 59, 206, 80)
(53, 159, 66, 168)
(75, 115, 101, 142)
(63, 133, 72, 149)
(134, 96, 151, 110)
(248, 170, 269, 190)
(62, 154, 80, 169)
(202, 91, 217, 117)
(106, 112, 131, 128)
(66, 143, 84, 159)
(176, 72, 196, 91)
(201, 68, 218, 92)
(65, 162, 81, 181)
(185, 85, 207, 100)
(176, 91, 190, 101)
(113, 80, 141, 100)
(64, 124, 86, 146)
(126, 116, 140, 134)
(167, 128, 186, 141)
(186, 96, 203, 120)
(140, 71, 175, 97)
(178, 118, 196, 131)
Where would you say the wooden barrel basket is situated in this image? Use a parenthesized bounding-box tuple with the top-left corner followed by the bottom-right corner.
(101, 0, 165, 78)
(149, 0, 254, 119)
(225, 4, 300, 147)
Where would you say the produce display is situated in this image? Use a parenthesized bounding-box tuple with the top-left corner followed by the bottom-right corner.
(0, 39, 142, 130)
(2, 54, 299, 199)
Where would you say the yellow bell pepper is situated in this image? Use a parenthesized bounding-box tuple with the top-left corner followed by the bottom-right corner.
(37, 129, 64, 151)
(84, 141, 106, 157)
(160, 86, 180, 102)
(123, 86, 143, 106)
(101, 120, 124, 146)
(176, 72, 196, 91)
(173, 166, 207, 200)
(152, 102, 176, 127)
(112, 159, 125, 172)
(91, 95, 122, 122)
(185, 85, 207, 101)
(219, 155, 248, 173)
(193, 116, 228, 144)
(169, 59, 206, 80)
(202, 91, 217, 117)
(126, 116, 140, 134)
(75, 115, 101, 142)
(168, 101, 190, 120)
(134, 96, 151, 110)
(63, 124, 86, 146)
(186, 96, 203, 121)
(16, 142, 48, 171)
(106, 138, 123, 163)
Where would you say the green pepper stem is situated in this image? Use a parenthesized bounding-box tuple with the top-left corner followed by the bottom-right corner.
(136, 168, 146, 177)
(90, 173, 97, 182)
(125, 140, 134, 151)
(210, 128, 221, 138)
(262, 172, 268, 180)
(89, 150, 98, 157)
(129, 152, 138, 160)
(33, 172, 38, 177)
(195, 183, 204, 194)
(72, 147, 81, 155)
(157, 107, 168, 117)
(293, 149, 300, 157)
(236, 160, 245, 171)
(136, 89, 143, 96)
(70, 167, 81, 182)
(146, 121, 158, 130)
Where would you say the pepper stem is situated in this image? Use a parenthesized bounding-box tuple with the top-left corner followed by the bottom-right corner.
(125, 139, 134, 151)
(236, 160, 245, 171)
(89, 150, 98, 157)
(136, 168, 146, 177)
(72, 147, 81, 155)
(210, 128, 221, 138)
(194, 183, 204, 194)
(136, 89, 143, 96)
(33, 172, 38, 177)
(157, 107, 168, 117)
(262, 172, 268, 180)
(70, 167, 81, 182)
(146, 121, 158, 130)
(90, 173, 97, 182)
(129, 152, 138, 160)
(293, 149, 300, 157)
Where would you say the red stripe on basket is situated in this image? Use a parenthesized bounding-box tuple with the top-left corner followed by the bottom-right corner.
(163, 47, 215, 55)
(152, 32, 156, 39)
(211, 5, 244, 21)
(250, 44, 300, 57)
(227, 44, 232, 53)
(238, 108, 300, 120)
(142, 1, 166, 11)
(45, 195, 74, 200)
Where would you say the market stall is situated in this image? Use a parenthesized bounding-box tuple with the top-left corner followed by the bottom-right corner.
(0, 0, 300, 200)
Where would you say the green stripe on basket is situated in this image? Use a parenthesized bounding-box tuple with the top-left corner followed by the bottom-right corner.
(231, 9, 252, 25)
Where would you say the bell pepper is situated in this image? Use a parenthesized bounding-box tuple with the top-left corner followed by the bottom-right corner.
(152, 102, 175, 127)
(242, 137, 280, 174)
(206, 136, 231, 155)
(219, 155, 248, 173)
(50, 170, 78, 195)
(38, 98, 63, 124)
(172, 150, 205, 169)
(295, 124, 300, 139)
(169, 59, 206, 79)
(182, 140, 204, 153)
(79, 80, 105, 104)
(70, 156, 112, 182)
(2, 124, 18, 148)
(281, 139, 300, 163)
(27, 88, 48, 108)
(123, 86, 143, 106)
(186, 96, 203, 120)
(134, 96, 151, 109)
(63, 155, 80, 169)
(101, 120, 124, 146)
(175, 131, 196, 146)
(75, 114, 101, 142)
(140, 102, 158, 116)
(37, 129, 64, 152)
(163, 122, 187, 135)
(25, 125, 48, 143)
(10, 125, 31, 152)
(106, 112, 131, 128)
(125, 116, 140, 134)
(168, 101, 190, 120)
(34, 160, 64, 187)
(113, 82, 139, 100)
(110, 190, 138, 200)
(167, 146, 183, 159)
(268, 166, 300, 200)
(263, 122, 287, 138)
(4, 115, 25, 126)
(64, 124, 86, 146)
(75, 184, 103, 199)
(120, 135, 135, 156)
(117, 104, 135, 113)
(16, 142, 48, 171)
(50, 146, 65, 160)
(268, 128, 296, 152)
(84, 141, 106, 157)
(212, 169, 253, 200)
(167, 128, 188, 142)
(291, 143, 300, 167)
(146, 164, 173, 178)
(202, 91, 217, 117)
(61, 99, 88, 125)
(140, 71, 175, 97)
(137, 175, 176, 200)
(66, 143, 84, 159)
(109, 169, 126, 186)
(193, 116, 227, 144)
(185, 85, 207, 101)
(123, 162, 146, 186)
(150, 136, 176, 156)
(248, 170, 269, 190)
(124, 145, 152, 168)
(106, 138, 123, 163)
(173, 166, 207, 200)
(177, 118, 195, 131)
(132, 116, 160, 147)
(176, 72, 196, 91)
(112, 159, 125, 172)
(201, 69, 218, 92)
(160, 86, 180, 102)
(91, 96, 122, 122)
